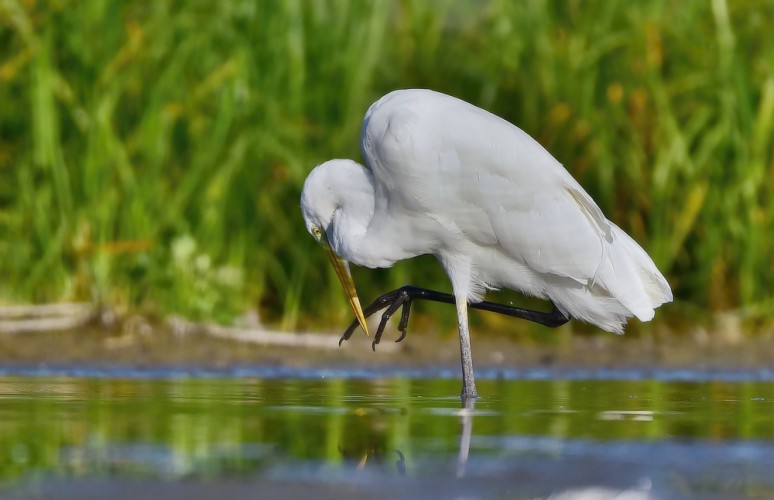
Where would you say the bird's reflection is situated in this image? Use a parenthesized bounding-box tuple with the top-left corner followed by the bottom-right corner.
(338, 441, 406, 476)
(336, 397, 476, 478)
(456, 397, 475, 478)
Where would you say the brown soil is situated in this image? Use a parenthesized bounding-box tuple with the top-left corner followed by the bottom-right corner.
(1, 316, 773, 374)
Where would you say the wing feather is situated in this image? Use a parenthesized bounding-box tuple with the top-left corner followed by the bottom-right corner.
(362, 89, 611, 285)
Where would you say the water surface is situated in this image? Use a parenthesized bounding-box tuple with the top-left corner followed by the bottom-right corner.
(2, 369, 774, 499)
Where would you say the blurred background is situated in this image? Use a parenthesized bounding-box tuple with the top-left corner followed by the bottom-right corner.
(1, 0, 772, 336)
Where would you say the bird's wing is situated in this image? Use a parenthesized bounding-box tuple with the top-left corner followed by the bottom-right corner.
(473, 171, 611, 285)
(362, 89, 612, 285)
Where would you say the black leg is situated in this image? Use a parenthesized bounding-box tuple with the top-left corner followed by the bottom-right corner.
(339, 285, 570, 348)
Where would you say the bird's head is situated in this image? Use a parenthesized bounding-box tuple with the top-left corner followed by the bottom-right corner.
(301, 160, 370, 336)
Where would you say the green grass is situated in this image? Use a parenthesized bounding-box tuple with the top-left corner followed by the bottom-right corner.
(0, 0, 772, 332)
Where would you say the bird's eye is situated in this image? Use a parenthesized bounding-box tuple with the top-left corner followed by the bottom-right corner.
(311, 227, 323, 240)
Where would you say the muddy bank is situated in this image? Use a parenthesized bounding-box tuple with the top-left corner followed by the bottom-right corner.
(0, 312, 772, 374)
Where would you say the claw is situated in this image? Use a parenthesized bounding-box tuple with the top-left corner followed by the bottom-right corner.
(339, 286, 418, 349)
(340, 314, 363, 345)
(397, 296, 413, 339)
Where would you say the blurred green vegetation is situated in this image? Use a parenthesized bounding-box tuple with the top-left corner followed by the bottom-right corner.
(0, 0, 772, 331)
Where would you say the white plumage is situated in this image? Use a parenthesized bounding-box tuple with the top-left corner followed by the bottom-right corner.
(301, 89, 672, 398)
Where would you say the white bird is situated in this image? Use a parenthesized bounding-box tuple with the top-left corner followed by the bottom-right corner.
(301, 89, 672, 399)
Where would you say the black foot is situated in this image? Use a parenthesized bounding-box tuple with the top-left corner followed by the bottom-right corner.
(339, 286, 570, 351)
(340, 287, 417, 351)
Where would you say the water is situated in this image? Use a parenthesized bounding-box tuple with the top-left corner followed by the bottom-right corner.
(2, 369, 774, 499)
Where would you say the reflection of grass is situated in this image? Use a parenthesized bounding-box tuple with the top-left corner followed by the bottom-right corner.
(1, 376, 774, 484)
(0, 1, 772, 329)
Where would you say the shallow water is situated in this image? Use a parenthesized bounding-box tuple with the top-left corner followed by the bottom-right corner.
(2, 369, 774, 499)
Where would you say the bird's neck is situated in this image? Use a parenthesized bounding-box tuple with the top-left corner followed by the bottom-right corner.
(328, 165, 433, 269)
(328, 168, 377, 265)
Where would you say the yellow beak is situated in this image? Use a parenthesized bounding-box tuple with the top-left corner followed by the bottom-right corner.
(319, 235, 370, 336)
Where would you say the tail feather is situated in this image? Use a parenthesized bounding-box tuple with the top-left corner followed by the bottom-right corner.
(555, 224, 672, 333)
(611, 224, 673, 308)
(548, 279, 630, 334)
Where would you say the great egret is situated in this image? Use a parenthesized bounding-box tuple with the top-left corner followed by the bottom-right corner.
(301, 89, 672, 399)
